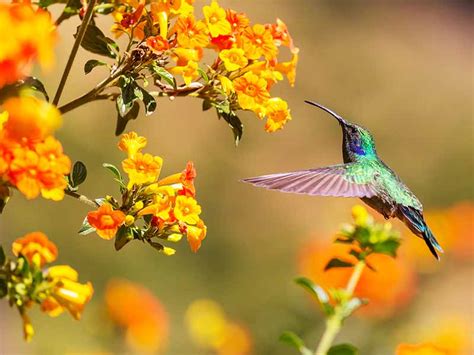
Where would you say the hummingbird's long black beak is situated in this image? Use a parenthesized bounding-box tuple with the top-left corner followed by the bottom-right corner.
(304, 100, 347, 125)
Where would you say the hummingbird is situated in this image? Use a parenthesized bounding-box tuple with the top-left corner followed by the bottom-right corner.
(242, 101, 443, 259)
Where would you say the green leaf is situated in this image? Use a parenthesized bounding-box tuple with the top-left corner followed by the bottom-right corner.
(202, 99, 213, 111)
(51, 0, 82, 24)
(328, 343, 359, 355)
(77, 24, 118, 59)
(197, 67, 209, 82)
(279, 331, 312, 355)
(70, 161, 87, 187)
(0, 279, 7, 299)
(219, 110, 243, 146)
(0, 246, 5, 265)
(115, 101, 140, 136)
(372, 239, 400, 257)
(18, 77, 50, 101)
(115, 227, 133, 251)
(102, 163, 124, 183)
(0, 185, 10, 214)
(84, 59, 107, 74)
(78, 217, 95, 235)
(151, 64, 176, 88)
(324, 258, 354, 271)
(117, 76, 140, 117)
(139, 88, 157, 115)
(294, 277, 333, 316)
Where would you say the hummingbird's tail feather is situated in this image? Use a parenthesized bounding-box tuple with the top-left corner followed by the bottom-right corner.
(241, 165, 377, 198)
(399, 205, 443, 260)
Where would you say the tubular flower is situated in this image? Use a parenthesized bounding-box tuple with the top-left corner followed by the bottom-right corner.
(396, 343, 448, 355)
(146, 35, 171, 52)
(151, 0, 181, 14)
(171, 15, 209, 49)
(239, 24, 278, 61)
(174, 195, 202, 224)
(12, 232, 58, 267)
(226, 9, 250, 34)
(275, 51, 299, 87)
(186, 218, 206, 252)
(0, 3, 56, 88)
(219, 48, 248, 71)
(203, 1, 231, 38)
(169, 60, 199, 85)
(105, 279, 169, 353)
(87, 204, 126, 240)
(42, 265, 94, 320)
(264, 97, 291, 133)
(179, 160, 196, 196)
(122, 153, 163, 188)
(118, 131, 148, 158)
(233, 72, 270, 111)
(268, 18, 297, 53)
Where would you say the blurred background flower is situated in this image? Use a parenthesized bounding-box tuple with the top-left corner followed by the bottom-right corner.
(105, 279, 168, 353)
(185, 299, 252, 355)
(0, 0, 471, 354)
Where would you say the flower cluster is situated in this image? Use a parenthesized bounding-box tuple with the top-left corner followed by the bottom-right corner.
(50, 0, 298, 142)
(0, 3, 56, 88)
(105, 279, 168, 353)
(186, 299, 252, 355)
(0, 232, 93, 341)
(0, 95, 71, 204)
(85, 132, 206, 254)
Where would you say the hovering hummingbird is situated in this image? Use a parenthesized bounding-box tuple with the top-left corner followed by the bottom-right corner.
(242, 101, 443, 259)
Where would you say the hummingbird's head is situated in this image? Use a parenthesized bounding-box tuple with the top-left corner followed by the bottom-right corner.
(305, 100, 376, 157)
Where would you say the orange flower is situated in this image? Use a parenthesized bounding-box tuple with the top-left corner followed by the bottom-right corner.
(169, 60, 199, 85)
(396, 343, 448, 355)
(226, 9, 249, 34)
(118, 131, 147, 158)
(122, 152, 163, 188)
(268, 18, 298, 53)
(298, 240, 417, 318)
(275, 51, 299, 87)
(12, 231, 57, 267)
(179, 160, 196, 196)
(446, 202, 474, 260)
(239, 24, 277, 60)
(187, 219, 207, 252)
(87, 204, 126, 240)
(146, 35, 171, 52)
(203, 1, 231, 38)
(171, 47, 203, 66)
(219, 48, 248, 71)
(151, 0, 181, 14)
(42, 265, 94, 320)
(105, 279, 168, 353)
(0, 3, 56, 87)
(264, 97, 291, 133)
(2, 96, 62, 143)
(233, 72, 270, 111)
(171, 15, 209, 49)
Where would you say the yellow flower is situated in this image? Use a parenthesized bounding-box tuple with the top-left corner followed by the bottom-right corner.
(239, 24, 277, 60)
(203, 1, 231, 38)
(12, 232, 58, 267)
(43, 265, 94, 320)
(219, 48, 248, 71)
(171, 47, 203, 66)
(276, 50, 299, 87)
(187, 219, 207, 252)
(118, 132, 147, 158)
(174, 195, 201, 224)
(218, 75, 234, 95)
(233, 72, 270, 111)
(122, 153, 163, 188)
(138, 185, 176, 220)
(21, 313, 35, 342)
(169, 60, 199, 85)
(264, 97, 291, 133)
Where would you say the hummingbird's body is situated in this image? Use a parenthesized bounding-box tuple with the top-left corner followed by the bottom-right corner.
(243, 101, 443, 259)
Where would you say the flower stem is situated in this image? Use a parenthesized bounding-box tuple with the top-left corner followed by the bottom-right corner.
(314, 261, 365, 355)
(52, 0, 98, 106)
(64, 190, 98, 208)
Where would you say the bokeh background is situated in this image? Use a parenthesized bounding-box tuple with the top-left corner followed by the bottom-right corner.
(1, 0, 473, 354)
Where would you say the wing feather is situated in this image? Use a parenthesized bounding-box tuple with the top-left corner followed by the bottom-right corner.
(242, 164, 377, 198)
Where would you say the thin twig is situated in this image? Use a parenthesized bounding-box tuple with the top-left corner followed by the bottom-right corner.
(52, 0, 98, 106)
(64, 190, 98, 208)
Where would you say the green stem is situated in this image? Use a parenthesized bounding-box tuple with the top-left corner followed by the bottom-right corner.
(314, 261, 365, 355)
(52, 0, 98, 106)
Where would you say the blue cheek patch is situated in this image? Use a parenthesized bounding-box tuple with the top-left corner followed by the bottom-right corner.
(351, 143, 366, 155)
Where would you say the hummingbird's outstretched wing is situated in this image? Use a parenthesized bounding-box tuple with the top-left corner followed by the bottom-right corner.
(242, 164, 377, 198)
